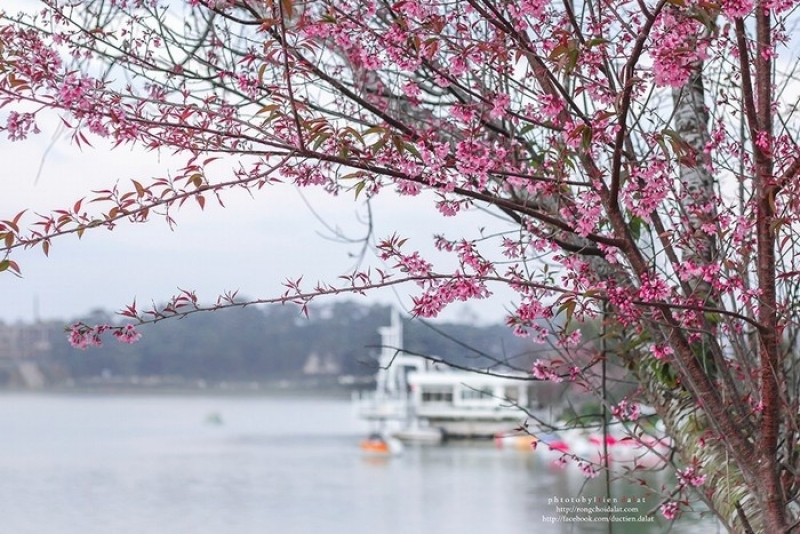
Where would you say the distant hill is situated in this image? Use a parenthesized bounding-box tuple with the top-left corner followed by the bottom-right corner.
(3, 301, 540, 388)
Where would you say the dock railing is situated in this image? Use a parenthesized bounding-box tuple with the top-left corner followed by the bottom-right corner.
(351, 389, 410, 420)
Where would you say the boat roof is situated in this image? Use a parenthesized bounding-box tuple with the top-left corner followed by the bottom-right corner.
(407, 370, 529, 386)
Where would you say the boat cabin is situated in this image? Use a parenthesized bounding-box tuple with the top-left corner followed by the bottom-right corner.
(353, 310, 532, 439)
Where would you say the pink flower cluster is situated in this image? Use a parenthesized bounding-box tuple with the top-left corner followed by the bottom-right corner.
(1, 27, 63, 87)
(67, 323, 142, 349)
(454, 139, 491, 186)
(411, 293, 445, 318)
(57, 73, 98, 111)
(68, 324, 107, 349)
(677, 466, 706, 488)
(624, 159, 671, 217)
(718, 0, 754, 19)
(456, 240, 492, 276)
(565, 191, 602, 237)
(657, 464, 704, 520)
(537, 94, 564, 120)
(114, 324, 143, 344)
(650, 344, 674, 360)
(437, 199, 461, 216)
(5, 112, 39, 141)
(660, 501, 679, 520)
(605, 282, 641, 325)
(578, 461, 598, 478)
(532, 359, 564, 383)
(610, 399, 641, 421)
(411, 277, 490, 318)
(284, 164, 328, 188)
(490, 92, 510, 119)
(637, 272, 671, 302)
(397, 251, 433, 277)
(649, 12, 707, 88)
(501, 237, 522, 259)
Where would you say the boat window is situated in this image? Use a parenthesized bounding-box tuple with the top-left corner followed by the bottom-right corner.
(421, 388, 453, 403)
(460, 387, 494, 400)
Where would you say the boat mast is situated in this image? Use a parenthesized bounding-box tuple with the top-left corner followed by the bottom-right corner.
(375, 308, 403, 398)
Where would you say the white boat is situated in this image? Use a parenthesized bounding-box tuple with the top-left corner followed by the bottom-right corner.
(353, 311, 532, 441)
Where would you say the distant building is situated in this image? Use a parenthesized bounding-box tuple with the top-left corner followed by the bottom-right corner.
(302, 352, 341, 375)
(0, 323, 52, 389)
(0, 323, 51, 360)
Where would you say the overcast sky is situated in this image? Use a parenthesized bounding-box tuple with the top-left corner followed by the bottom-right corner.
(0, 114, 518, 326)
(0, 0, 517, 328)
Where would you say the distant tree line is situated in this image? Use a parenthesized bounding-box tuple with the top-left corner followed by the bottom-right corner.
(24, 302, 535, 384)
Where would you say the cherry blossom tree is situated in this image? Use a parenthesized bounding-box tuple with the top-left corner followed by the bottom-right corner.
(2, 0, 800, 530)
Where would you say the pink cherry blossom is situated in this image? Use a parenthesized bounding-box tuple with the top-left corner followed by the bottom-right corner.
(2, 0, 798, 527)
(114, 324, 142, 344)
(719, 0, 754, 19)
(677, 466, 706, 488)
(532, 360, 564, 383)
(661, 501, 679, 520)
(651, 344, 674, 360)
(579, 461, 598, 478)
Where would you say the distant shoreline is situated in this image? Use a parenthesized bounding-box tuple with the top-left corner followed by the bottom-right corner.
(0, 380, 363, 399)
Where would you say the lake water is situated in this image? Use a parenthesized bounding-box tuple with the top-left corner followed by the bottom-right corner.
(0, 393, 720, 533)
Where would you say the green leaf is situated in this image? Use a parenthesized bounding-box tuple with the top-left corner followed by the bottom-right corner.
(585, 38, 610, 48)
(363, 126, 387, 137)
(341, 126, 365, 146)
(651, 360, 678, 389)
(629, 216, 644, 241)
(370, 136, 388, 154)
(354, 180, 366, 199)
(404, 142, 422, 159)
(311, 132, 332, 151)
(557, 299, 577, 327)
(391, 135, 406, 155)
(580, 125, 593, 150)
(566, 47, 579, 73)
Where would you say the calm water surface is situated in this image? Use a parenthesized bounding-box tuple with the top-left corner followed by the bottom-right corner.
(0, 394, 719, 534)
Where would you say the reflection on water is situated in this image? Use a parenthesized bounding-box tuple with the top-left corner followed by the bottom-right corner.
(0, 394, 719, 533)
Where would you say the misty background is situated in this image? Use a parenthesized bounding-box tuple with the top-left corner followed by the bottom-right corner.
(0, 301, 541, 391)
